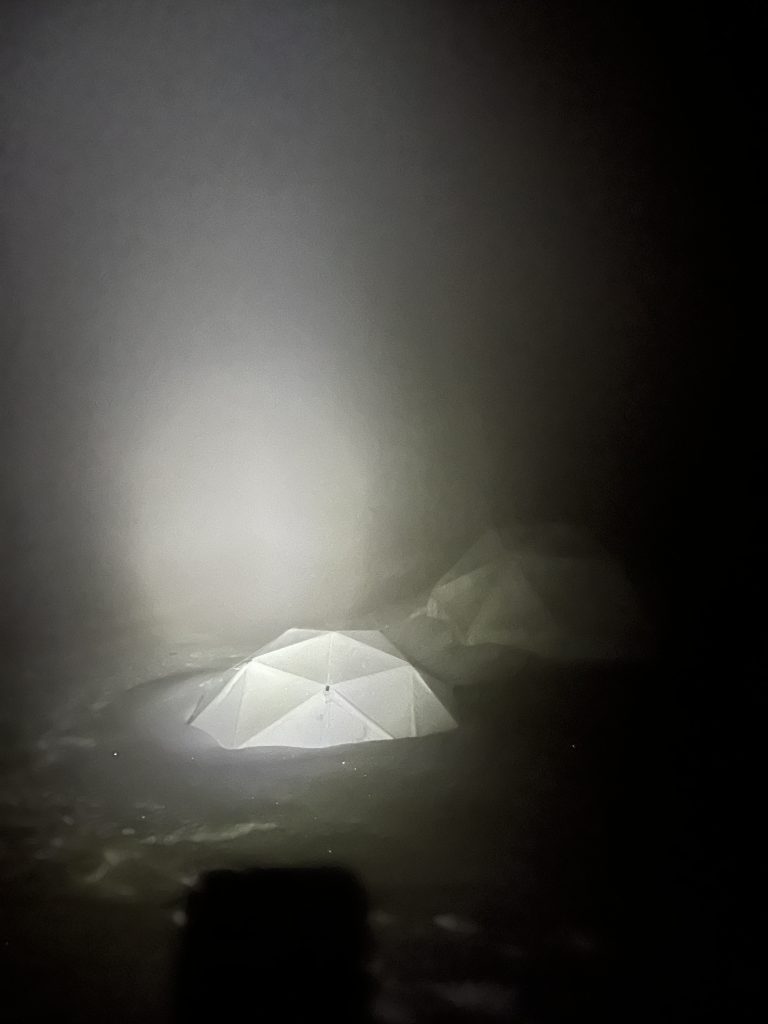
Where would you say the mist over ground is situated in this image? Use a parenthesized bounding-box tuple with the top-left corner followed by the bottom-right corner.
(2, 1, 724, 663)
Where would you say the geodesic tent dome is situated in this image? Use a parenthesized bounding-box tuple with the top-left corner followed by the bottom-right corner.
(423, 526, 647, 660)
(189, 629, 456, 749)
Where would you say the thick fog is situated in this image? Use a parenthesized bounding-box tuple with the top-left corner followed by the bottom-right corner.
(2, 2, 704, 650)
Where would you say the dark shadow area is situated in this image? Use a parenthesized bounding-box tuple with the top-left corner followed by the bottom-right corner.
(173, 866, 372, 1024)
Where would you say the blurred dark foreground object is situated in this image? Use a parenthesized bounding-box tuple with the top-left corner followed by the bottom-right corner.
(173, 866, 373, 1024)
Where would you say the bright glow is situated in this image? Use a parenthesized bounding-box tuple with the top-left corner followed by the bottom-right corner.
(121, 346, 371, 633)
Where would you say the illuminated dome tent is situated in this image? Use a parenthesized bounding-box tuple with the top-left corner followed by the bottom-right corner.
(190, 629, 456, 749)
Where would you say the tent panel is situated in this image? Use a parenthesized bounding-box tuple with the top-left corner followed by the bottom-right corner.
(256, 634, 331, 683)
(191, 673, 247, 748)
(413, 673, 457, 735)
(329, 634, 405, 684)
(242, 691, 329, 747)
(337, 631, 405, 658)
(243, 691, 390, 748)
(334, 667, 415, 737)
(466, 561, 557, 647)
(428, 564, 498, 633)
(324, 693, 392, 745)
(189, 666, 239, 718)
(233, 666, 321, 747)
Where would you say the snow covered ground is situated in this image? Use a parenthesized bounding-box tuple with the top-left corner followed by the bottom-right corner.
(0, 621, 651, 1023)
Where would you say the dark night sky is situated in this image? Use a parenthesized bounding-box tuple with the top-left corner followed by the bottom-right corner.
(1, 2, 739, 650)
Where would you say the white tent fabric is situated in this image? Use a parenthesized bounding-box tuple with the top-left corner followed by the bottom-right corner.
(418, 526, 649, 660)
(189, 629, 456, 749)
